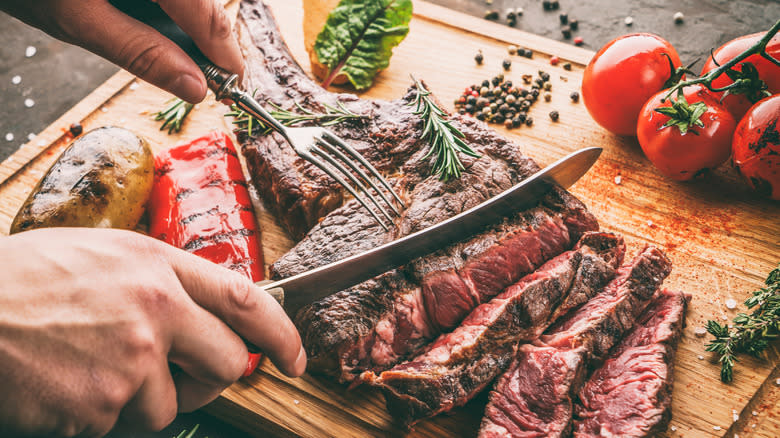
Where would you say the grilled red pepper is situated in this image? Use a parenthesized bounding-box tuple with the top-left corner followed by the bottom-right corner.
(148, 131, 264, 376)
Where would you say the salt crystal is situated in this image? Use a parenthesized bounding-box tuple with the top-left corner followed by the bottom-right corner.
(5, 133, 14, 141)
(11, 75, 21, 85)
(721, 314, 729, 321)
(694, 326, 707, 337)
(751, 423, 756, 428)
(614, 175, 622, 185)
(673, 12, 684, 23)
(670, 426, 677, 432)
(733, 411, 739, 422)
(697, 355, 704, 360)
(101, 107, 108, 113)
(27, 133, 35, 141)
(752, 410, 758, 416)
(24, 98, 35, 108)
(625, 16, 634, 26)
(647, 220, 653, 227)
(129, 82, 139, 91)
(713, 426, 721, 431)
(25, 46, 36, 57)
(725, 298, 737, 309)
(293, 399, 300, 405)
(775, 378, 780, 385)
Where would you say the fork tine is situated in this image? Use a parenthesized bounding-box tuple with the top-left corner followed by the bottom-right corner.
(305, 149, 390, 231)
(313, 142, 396, 223)
(321, 130, 405, 208)
(316, 135, 400, 217)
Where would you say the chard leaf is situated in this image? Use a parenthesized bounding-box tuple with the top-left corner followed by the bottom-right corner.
(315, 0, 413, 90)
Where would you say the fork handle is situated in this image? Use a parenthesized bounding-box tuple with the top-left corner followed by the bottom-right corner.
(108, 0, 289, 137)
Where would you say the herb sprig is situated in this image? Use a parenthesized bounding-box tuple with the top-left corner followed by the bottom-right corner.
(154, 98, 195, 134)
(705, 264, 780, 382)
(409, 76, 481, 181)
(226, 98, 367, 136)
(173, 424, 203, 438)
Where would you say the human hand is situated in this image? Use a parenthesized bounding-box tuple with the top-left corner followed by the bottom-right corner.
(0, 228, 305, 437)
(0, 0, 244, 103)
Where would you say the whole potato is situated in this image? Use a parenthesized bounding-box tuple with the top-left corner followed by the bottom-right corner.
(10, 127, 154, 234)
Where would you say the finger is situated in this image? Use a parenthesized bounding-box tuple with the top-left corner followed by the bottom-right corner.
(164, 247, 306, 377)
(119, 359, 178, 432)
(157, 0, 244, 77)
(173, 373, 225, 413)
(56, 0, 207, 102)
(168, 291, 249, 387)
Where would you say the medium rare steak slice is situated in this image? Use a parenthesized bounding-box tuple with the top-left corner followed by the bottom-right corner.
(363, 232, 625, 426)
(477, 245, 672, 438)
(479, 346, 588, 438)
(573, 289, 690, 438)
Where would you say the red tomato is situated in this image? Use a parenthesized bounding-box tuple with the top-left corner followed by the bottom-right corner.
(732, 95, 780, 200)
(637, 85, 737, 181)
(583, 33, 682, 136)
(701, 32, 780, 119)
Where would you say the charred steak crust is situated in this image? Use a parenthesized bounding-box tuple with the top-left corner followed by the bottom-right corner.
(573, 289, 690, 438)
(477, 246, 673, 438)
(364, 232, 624, 427)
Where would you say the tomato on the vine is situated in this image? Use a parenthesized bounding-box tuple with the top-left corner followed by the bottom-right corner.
(732, 95, 780, 200)
(637, 85, 737, 181)
(582, 33, 682, 136)
(701, 32, 780, 119)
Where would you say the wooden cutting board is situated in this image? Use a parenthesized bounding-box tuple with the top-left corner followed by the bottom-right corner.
(0, 1, 778, 437)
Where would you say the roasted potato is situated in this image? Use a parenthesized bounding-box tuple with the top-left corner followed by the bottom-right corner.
(10, 127, 154, 234)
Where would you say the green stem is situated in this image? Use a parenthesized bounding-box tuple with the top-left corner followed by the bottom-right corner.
(664, 19, 780, 100)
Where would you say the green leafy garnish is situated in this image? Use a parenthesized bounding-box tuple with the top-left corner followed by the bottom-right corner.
(155, 98, 195, 134)
(315, 0, 413, 90)
(409, 76, 480, 181)
(173, 424, 204, 438)
(654, 89, 708, 135)
(705, 264, 780, 382)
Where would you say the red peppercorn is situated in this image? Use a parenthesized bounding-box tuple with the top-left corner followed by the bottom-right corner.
(550, 56, 560, 66)
(574, 36, 584, 46)
(465, 87, 473, 94)
(471, 91, 480, 98)
(458, 96, 467, 104)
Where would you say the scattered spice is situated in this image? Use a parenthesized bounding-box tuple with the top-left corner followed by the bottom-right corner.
(506, 8, 516, 20)
(563, 62, 572, 71)
(561, 27, 572, 39)
(674, 11, 684, 24)
(570, 91, 580, 102)
(559, 13, 568, 24)
(24, 98, 35, 108)
(625, 16, 634, 26)
(569, 19, 578, 30)
(507, 45, 518, 55)
(25, 46, 36, 57)
(475, 50, 484, 65)
(694, 326, 707, 336)
(574, 36, 584, 46)
(713, 426, 722, 431)
(549, 110, 559, 121)
(542, 0, 552, 10)
(698, 355, 705, 360)
(484, 10, 499, 20)
(502, 59, 512, 71)
(544, 92, 552, 102)
(725, 298, 737, 309)
(522, 74, 532, 84)
(550, 55, 560, 65)
(69, 123, 83, 137)
(5, 133, 14, 142)
(670, 426, 677, 432)
(11, 75, 21, 85)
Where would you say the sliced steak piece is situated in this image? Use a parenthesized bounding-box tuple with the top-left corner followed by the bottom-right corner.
(573, 289, 690, 438)
(364, 232, 625, 427)
(479, 346, 588, 438)
(477, 245, 673, 438)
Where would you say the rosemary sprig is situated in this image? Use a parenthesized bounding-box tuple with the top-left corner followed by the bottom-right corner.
(409, 75, 481, 181)
(154, 98, 195, 134)
(705, 264, 780, 382)
(173, 424, 203, 438)
(225, 94, 367, 136)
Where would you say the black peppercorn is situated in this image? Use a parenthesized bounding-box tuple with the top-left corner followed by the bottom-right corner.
(491, 77, 501, 86)
(502, 59, 512, 71)
(467, 96, 477, 105)
(524, 49, 533, 59)
(531, 89, 540, 98)
(563, 62, 572, 71)
(493, 114, 505, 124)
(551, 1, 560, 10)
(512, 117, 523, 128)
(465, 104, 475, 113)
(481, 79, 490, 88)
(507, 18, 517, 27)
(475, 51, 484, 64)
(525, 117, 534, 126)
(534, 78, 545, 87)
(570, 91, 580, 102)
(559, 13, 568, 24)
(476, 112, 487, 121)
(542, 0, 551, 10)
(484, 10, 499, 20)
(540, 71, 550, 81)
(458, 108, 467, 115)
(69, 123, 83, 137)
(516, 112, 527, 123)
(499, 103, 510, 114)
(569, 19, 578, 30)
(549, 110, 559, 121)
(561, 26, 572, 39)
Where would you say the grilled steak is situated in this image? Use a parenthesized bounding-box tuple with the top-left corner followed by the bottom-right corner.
(364, 232, 625, 426)
(236, 1, 599, 381)
(477, 246, 672, 437)
(479, 346, 588, 438)
(573, 289, 690, 438)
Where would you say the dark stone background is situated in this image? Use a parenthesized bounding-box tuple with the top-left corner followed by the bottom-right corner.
(0, 0, 778, 437)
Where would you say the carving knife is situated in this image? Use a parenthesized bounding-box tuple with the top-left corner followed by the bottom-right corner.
(261, 147, 602, 317)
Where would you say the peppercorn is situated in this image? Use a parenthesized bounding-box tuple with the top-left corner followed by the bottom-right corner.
(507, 18, 517, 27)
(549, 110, 559, 121)
(481, 79, 491, 88)
(544, 92, 552, 102)
(543, 82, 552, 91)
(465, 104, 475, 113)
(531, 89, 540, 98)
(495, 99, 505, 107)
(570, 91, 580, 103)
(69, 123, 83, 137)
(477, 97, 489, 108)
(673, 11, 684, 24)
(559, 13, 568, 24)
(574, 36, 584, 46)
(493, 114, 505, 124)
(563, 62, 572, 71)
(550, 55, 560, 66)
(480, 86, 490, 96)
(522, 74, 532, 84)
(467, 96, 477, 106)
(475, 51, 484, 64)
(516, 112, 527, 122)
(525, 117, 534, 126)
(551, 1, 560, 10)
(524, 49, 533, 59)
(519, 88, 529, 97)
(502, 59, 512, 71)
(569, 19, 578, 30)
(561, 26, 572, 39)
(482, 107, 492, 115)
(484, 10, 499, 20)
(512, 117, 523, 128)
(499, 103, 510, 114)
(491, 77, 501, 86)
(504, 119, 514, 129)
(476, 112, 487, 121)
(542, 0, 551, 10)
(496, 73, 505, 82)
(539, 71, 550, 81)
(534, 78, 545, 88)
(506, 94, 517, 104)
(490, 103, 498, 113)
(458, 108, 467, 115)
(507, 45, 518, 55)
(506, 8, 516, 20)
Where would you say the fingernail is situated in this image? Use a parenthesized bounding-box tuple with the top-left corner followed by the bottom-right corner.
(170, 73, 206, 103)
(293, 346, 307, 377)
(243, 353, 262, 377)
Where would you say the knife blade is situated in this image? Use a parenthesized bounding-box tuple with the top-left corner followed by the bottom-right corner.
(260, 147, 602, 317)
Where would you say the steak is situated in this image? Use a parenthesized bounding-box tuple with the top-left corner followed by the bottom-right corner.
(477, 246, 672, 438)
(573, 289, 690, 438)
(363, 232, 625, 426)
(236, 1, 598, 381)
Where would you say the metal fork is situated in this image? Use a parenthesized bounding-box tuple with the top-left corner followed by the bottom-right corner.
(203, 66, 404, 230)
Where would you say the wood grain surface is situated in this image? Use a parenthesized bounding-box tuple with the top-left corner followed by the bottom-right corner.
(0, 1, 778, 437)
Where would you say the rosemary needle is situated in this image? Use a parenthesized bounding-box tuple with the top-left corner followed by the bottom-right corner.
(154, 98, 194, 134)
(408, 75, 481, 181)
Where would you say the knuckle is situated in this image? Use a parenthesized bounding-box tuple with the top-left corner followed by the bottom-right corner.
(225, 275, 260, 314)
(101, 380, 134, 414)
(124, 322, 160, 359)
(117, 40, 169, 84)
